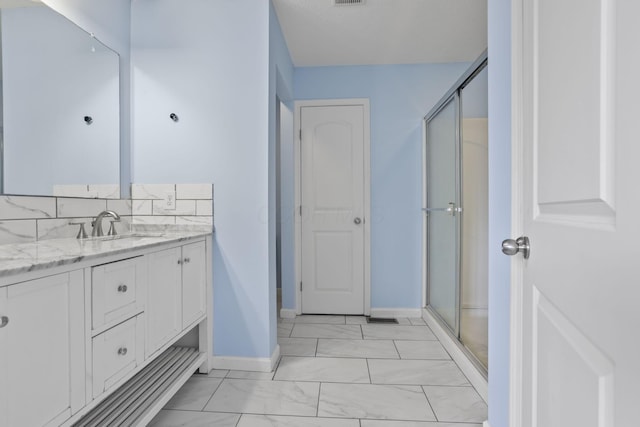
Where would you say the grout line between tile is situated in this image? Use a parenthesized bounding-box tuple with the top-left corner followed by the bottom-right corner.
(421, 385, 439, 422)
(201, 377, 226, 411)
(365, 358, 372, 384)
(392, 339, 402, 359)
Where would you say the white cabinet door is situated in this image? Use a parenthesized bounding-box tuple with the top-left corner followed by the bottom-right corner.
(92, 256, 146, 330)
(92, 314, 145, 398)
(146, 247, 182, 357)
(181, 241, 206, 328)
(0, 271, 84, 427)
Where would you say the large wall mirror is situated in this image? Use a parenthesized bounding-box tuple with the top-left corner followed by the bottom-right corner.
(0, 1, 120, 198)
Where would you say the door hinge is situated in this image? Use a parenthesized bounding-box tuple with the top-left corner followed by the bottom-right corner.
(300, 281, 303, 291)
(299, 205, 302, 216)
(299, 129, 302, 140)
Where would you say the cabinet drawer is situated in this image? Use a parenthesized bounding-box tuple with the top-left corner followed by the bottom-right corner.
(92, 257, 146, 330)
(92, 314, 145, 398)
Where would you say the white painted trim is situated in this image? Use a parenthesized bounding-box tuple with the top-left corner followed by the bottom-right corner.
(421, 118, 428, 308)
(294, 100, 302, 316)
(423, 308, 488, 403)
(483, 421, 492, 427)
(370, 308, 423, 319)
(198, 237, 214, 374)
(212, 344, 281, 373)
(510, 0, 525, 426)
(279, 308, 296, 319)
(293, 98, 372, 316)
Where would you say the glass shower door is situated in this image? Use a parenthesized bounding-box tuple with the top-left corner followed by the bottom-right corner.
(459, 64, 489, 369)
(425, 96, 459, 332)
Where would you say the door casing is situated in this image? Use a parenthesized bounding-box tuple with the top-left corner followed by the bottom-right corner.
(293, 99, 371, 316)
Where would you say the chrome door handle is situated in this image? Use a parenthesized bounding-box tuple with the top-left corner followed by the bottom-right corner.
(422, 207, 450, 212)
(502, 236, 531, 259)
(423, 203, 461, 216)
(445, 202, 462, 216)
(0, 316, 8, 328)
(354, 217, 362, 225)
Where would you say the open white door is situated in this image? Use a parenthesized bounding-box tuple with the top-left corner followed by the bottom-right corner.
(511, 0, 640, 426)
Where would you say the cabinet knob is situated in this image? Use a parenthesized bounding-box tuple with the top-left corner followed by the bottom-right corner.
(0, 316, 8, 328)
(184, 257, 190, 264)
(177, 259, 182, 265)
(117, 347, 128, 356)
(117, 284, 128, 293)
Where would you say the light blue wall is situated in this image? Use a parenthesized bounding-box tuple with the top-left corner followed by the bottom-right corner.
(43, 0, 132, 197)
(131, 0, 273, 358)
(488, 0, 512, 425)
(268, 1, 294, 353)
(293, 63, 469, 309)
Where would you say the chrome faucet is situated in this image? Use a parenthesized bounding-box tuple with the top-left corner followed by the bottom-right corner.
(91, 210, 121, 237)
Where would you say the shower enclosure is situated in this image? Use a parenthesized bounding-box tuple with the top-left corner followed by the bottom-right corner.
(424, 54, 488, 373)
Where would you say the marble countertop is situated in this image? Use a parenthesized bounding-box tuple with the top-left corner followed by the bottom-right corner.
(0, 228, 212, 279)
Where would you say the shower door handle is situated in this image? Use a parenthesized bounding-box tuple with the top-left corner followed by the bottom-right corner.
(422, 202, 461, 216)
(445, 202, 462, 216)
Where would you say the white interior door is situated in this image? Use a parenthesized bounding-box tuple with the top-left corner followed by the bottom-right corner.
(514, 0, 640, 426)
(300, 104, 366, 314)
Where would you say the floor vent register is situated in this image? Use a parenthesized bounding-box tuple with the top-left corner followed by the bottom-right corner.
(366, 317, 399, 324)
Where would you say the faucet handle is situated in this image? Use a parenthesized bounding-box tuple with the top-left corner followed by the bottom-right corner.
(69, 222, 88, 239)
(107, 220, 119, 236)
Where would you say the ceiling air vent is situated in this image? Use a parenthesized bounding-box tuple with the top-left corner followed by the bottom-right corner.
(334, 0, 365, 6)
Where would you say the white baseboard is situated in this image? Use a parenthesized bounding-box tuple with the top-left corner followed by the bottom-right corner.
(279, 308, 297, 319)
(212, 344, 281, 373)
(370, 308, 423, 319)
(483, 421, 491, 427)
(423, 308, 488, 403)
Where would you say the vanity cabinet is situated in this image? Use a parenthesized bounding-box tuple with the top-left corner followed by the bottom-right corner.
(0, 271, 85, 427)
(146, 241, 207, 357)
(146, 247, 182, 356)
(0, 233, 212, 427)
(92, 256, 146, 331)
(181, 241, 207, 328)
(92, 314, 145, 398)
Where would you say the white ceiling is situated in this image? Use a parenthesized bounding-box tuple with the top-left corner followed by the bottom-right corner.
(272, 0, 487, 67)
(0, 0, 42, 8)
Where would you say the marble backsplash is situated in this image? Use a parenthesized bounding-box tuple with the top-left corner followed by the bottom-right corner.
(0, 183, 214, 245)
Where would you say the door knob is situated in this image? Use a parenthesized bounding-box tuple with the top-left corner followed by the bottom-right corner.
(502, 236, 530, 259)
(354, 217, 362, 225)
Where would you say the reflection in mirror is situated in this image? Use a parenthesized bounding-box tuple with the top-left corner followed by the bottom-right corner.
(0, 1, 120, 198)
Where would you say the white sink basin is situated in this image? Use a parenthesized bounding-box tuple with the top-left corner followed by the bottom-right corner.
(91, 232, 164, 241)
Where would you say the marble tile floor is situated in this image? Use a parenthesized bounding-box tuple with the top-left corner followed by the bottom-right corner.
(150, 315, 487, 426)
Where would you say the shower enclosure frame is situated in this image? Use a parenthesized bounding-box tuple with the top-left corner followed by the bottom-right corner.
(423, 51, 488, 376)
